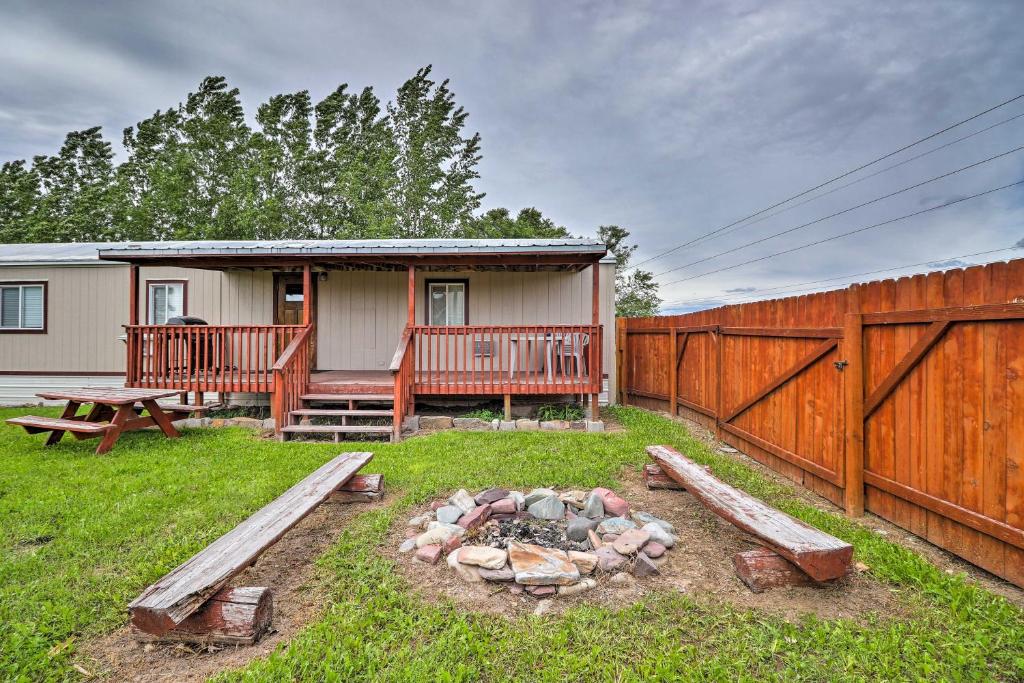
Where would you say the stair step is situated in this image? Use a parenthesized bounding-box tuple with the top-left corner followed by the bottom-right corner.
(290, 409, 394, 417)
(281, 424, 393, 434)
(300, 393, 394, 402)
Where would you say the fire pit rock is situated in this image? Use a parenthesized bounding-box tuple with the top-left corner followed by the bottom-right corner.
(401, 486, 681, 599)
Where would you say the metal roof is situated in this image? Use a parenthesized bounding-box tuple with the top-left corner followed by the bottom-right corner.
(0, 242, 128, 265)
(97, 238, 607, 259)
(1, 239, 614, 266)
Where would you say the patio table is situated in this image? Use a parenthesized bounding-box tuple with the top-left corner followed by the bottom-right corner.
(7, 387, 186, 454)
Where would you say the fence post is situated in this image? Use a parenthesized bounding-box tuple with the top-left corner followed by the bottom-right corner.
(713, 325, 723, 439)
(669, 328, 678, 416)
(843, 311, 865, 517)
(616, 318, 626, 405)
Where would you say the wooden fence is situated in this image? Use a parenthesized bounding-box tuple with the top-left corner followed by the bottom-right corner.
(618, 257, 1024, 588)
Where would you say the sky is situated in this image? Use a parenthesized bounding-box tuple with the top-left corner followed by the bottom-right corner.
(1, 0, 1023, 312)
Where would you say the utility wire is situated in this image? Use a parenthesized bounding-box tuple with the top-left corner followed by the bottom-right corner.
(627, 91, 1024, 272)
(680, 111, 1024, 250)
(660, 245, 1021, 309)
(659, 178, 1024, 287)
(652, 143, 1024, 278)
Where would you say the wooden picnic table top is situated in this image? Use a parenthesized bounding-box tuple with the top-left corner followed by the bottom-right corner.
(35, 387, 180, 405)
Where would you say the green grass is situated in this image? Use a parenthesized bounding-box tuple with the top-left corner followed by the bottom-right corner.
(0, 406, 1022, 681)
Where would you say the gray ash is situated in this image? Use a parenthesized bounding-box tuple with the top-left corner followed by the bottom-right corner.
(477, 518, 590, 553)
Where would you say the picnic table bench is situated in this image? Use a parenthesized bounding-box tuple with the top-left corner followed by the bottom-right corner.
(5, 387, 210, 454)
(646, 445, 853, 581)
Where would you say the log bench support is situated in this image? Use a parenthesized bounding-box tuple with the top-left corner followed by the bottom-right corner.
(131, 586, 273, 646)
(129, 451, 373, 644)
(329, 473, 385, 503)
(646, 444, 853, 582)
(733, 548, 816, 592)
(643, 463, 684, 491)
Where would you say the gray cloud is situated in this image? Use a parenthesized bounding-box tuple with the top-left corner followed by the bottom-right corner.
(2, 0, 1023, 310)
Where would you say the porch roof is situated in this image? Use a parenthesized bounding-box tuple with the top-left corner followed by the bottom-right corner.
(97, 238, 610, 270)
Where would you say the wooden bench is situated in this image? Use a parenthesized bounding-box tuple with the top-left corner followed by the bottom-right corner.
(6, 415, 111, 438)
(129, 451, 373, 639)
(646, 445, 852, 581)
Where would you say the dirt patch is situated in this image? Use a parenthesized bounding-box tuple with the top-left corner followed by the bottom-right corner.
(390, 472, 902, 624)
(666, 410, 1024, 607)
(78, 498, 385, 682)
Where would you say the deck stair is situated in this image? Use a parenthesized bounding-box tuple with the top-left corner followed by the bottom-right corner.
(280, 390, 396, 442)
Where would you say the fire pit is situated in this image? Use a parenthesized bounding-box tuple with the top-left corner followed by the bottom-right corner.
(399, 486, 677, 598)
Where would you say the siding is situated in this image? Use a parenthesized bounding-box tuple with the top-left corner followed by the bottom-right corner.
(0, 264, 273, 374)
(2, 261, 617, 401)
(315, 263, 617, 398)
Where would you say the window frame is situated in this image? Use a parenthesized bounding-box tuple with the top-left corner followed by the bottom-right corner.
(423, 279, 469, 326)
(146, 279, 188, 325)
(0, 281, 47, 334)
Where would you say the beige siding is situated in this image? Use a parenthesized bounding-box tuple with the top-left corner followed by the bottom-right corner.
(1, 261, 617, 401)
(0, 264, 274, 374)
(314, 263, 617, 401)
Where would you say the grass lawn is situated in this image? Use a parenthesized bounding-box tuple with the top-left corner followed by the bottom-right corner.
(1, 405, 1022, 681)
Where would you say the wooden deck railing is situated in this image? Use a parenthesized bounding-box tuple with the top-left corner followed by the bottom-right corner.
(270, 325, 314, 431)
(125, 325, 306, 394)
(412, 324, 601, 395)
(389, 327, 414, 441)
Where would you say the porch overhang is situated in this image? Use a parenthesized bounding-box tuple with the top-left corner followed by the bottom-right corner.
(98, 239, 608, 271)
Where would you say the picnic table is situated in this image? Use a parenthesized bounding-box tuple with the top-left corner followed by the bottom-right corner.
(5, 387, 206, 454)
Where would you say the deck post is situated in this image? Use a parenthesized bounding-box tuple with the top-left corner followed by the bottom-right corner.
(590, 262, 600, 420)
(503, 393, 511, 421)
(302, 264, 312, 326)
(129, 264, 139, 326)
(407, 265, 415, 326)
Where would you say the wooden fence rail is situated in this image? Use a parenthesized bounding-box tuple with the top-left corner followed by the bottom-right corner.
(618, 257, 1024, 588)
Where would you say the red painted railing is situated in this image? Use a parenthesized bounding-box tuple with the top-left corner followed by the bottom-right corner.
(412, 324, 601, 395)
(124, 325, 305, 393)
(389, 327, 414, 441)
(270, 325, 314, 431)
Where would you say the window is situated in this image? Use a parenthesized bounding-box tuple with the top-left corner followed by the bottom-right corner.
(426, 280, 467, 326)
(147, 281, 186, 324)
(0, 283, 45, 332)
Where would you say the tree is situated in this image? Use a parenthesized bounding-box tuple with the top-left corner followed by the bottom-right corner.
(249, 90, 315, 239)
(388, 66, 483, 237)
(466, 207, 570, 238)
(312, 85, 399, 238)
(0, 160, 40, 243)
(31, 127, 116, 242)
(597, 225, 661, 317)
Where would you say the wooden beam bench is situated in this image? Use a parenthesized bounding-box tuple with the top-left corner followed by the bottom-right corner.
(129, 451, 373, 640)
(6, 415, 111, 438)
(646, 445, 853, 582)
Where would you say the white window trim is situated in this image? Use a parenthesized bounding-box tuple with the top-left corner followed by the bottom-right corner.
(0, 283, 46, 332)
(146, 281, 187, 325)
(427, 281, 467, 326)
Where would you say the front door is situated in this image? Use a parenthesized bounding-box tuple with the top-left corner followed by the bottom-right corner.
(273, 273, 317, 365)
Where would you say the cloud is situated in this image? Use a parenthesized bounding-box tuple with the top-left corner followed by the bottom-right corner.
(927, 258, 969, 269)
(724, 286, 757, 293)
(0, 0, 1022, 300)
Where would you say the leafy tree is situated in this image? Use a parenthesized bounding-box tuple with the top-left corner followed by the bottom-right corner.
(116, 107, 187, 240)
(466, 207, 570, 238)
(312, 85, 398, 238)
(388, 66, 483, 237)
(249, 90, 315, 239)
(0, 160, 40, 243)
(597, 225, 661, 317)
(32, 127, 116, 242)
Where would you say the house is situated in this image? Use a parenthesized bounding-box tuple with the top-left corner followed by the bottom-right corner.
(0, 239, 616, 440)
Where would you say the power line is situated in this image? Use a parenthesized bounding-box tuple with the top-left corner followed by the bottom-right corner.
(679, 111, 1024, 251)
(659, 178, 1024, 287)
(652, 143, 1024, 278)
(627, 91, 1024, 272)
(660, 245, 1021, 309)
